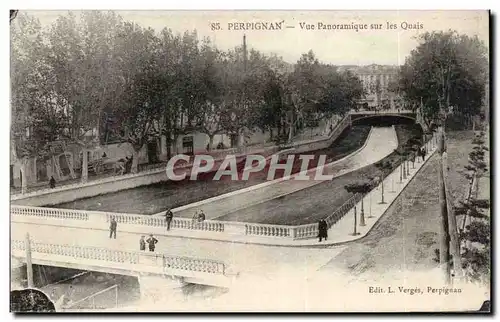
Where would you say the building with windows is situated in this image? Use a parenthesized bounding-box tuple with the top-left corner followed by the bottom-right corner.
(337, 64, 403, 110)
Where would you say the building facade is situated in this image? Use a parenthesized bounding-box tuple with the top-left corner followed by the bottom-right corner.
(337, 64, 403, 110)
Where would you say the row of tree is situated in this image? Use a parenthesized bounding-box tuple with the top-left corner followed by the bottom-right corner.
(396, 30, 488, 284)
(11, 11, 364, 181)
(397, 30, 488, 130)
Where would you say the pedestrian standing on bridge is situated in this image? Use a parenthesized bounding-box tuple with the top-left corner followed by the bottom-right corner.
(165, 208, 174, 231)
(147, 234, 158, 252)
(139, 236, 146, 251)
(109, 217, 117, 239)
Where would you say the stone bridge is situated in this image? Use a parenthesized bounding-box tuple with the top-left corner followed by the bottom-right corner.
(350, 109, 417, 125)
(11, 237, 232, 301)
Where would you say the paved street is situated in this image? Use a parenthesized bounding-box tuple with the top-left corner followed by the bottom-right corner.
(318, 133, 477, 281)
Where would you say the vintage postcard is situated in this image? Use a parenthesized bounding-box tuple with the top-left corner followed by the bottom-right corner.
(9, 9, 491, 312)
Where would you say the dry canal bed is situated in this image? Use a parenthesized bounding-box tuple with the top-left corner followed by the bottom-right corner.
(54, 126, 371, 215)
(52, 124, 423, 226)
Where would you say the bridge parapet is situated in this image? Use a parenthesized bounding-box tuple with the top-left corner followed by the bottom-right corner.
(11, 239, 226, 276)
(12, 206, 90, 221)
(350, 109, 414, 115)
(244, 222, 295, 238)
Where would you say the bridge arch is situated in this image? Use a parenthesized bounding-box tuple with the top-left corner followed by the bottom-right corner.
(350, 114, 416, 127)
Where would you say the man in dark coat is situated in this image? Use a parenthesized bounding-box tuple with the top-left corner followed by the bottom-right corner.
(109, 217, 117, 239)
(49, 176, 56, 189)
(146, 234, 158, 252)
(125, 156, 133, 174)
(318, 219, 328, 242)
(165, 208, 174, 231)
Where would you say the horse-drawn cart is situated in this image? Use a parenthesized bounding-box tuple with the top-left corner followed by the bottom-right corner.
(78, 149, 115, 175)
(88, 157, 111, 175)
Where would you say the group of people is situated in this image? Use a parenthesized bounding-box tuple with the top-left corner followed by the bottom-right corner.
(192, 210, 206, 223)
(165, 208, 206, 230)
(140, 234, 159, 252)
(418, 147, 427, 162)
(108, 208, 207, 252)
(114, 155, 133, 175)
(109, 216, 159, 251)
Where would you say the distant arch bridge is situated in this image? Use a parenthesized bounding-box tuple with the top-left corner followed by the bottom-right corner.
(349, 110, 418, 127)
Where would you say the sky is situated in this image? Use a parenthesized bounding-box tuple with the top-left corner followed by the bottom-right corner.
(20, 10, 489, 66)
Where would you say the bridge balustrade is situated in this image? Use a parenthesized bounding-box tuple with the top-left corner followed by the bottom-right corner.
(244, 223, 293, 238)
(325, 194, 364, 229)
(11, 239, 226, 275)
(106, 213, 225, 233)
(12, 206, 90, 221)
(291, 193, 363, 239)
(292, 223, 317, 239)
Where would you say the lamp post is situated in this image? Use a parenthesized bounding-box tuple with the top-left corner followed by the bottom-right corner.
(25, 233, 33, 288)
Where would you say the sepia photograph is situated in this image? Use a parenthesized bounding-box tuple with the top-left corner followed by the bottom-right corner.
(9, 9, 491, 313)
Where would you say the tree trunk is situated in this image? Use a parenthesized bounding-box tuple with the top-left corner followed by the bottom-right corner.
(208, 134, 214, 152)
(443, 150, 462, 282)
(380, 179, 385, 204)
(461, 176, 476, 231)
(406, 160, 410, 176)
(20, 159, 28, 194)
(360, 197, 366, 226)
(288, 111, 294, 143)
(160, 134, 167, 157)
(438, 130, 451, 284)
(131, 149, 139, 174)
(402, 161, 407, 180)
(369, 192, 373, 217)
(173, 133, 179, 155)
(81, 148, 88, 183)
(399, 161, 403, 183)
